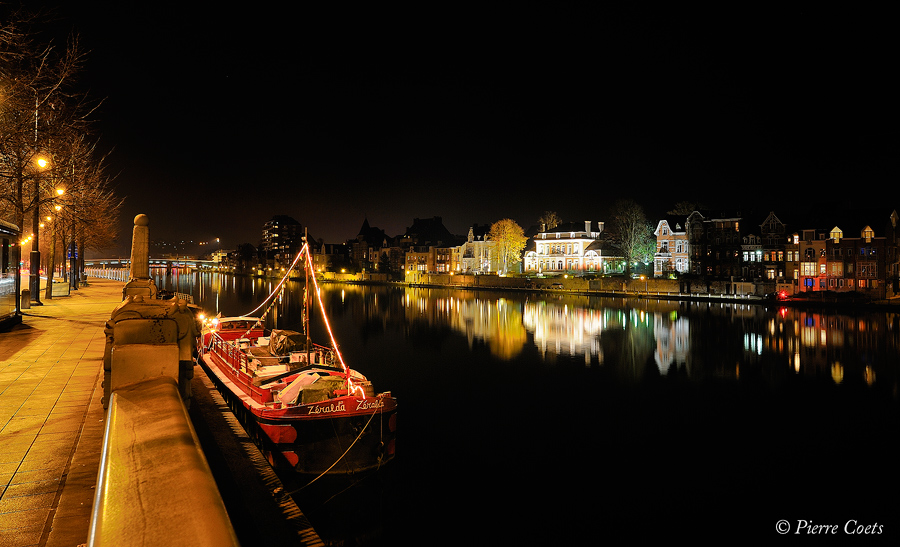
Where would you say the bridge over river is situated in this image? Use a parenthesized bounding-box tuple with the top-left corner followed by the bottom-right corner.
(84, 257, 217, 270)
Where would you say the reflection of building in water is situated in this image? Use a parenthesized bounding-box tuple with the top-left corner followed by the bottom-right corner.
(523, 301, 606, 365)
(751, 307, 889, 388)
(402, 289, 527, 359)
(653, 313, 689, 375)
(452, 298, 527, 359)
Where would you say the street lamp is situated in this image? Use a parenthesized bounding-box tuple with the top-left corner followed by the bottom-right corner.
(28, 155, 50, 305)
(42, 200, 65, 300)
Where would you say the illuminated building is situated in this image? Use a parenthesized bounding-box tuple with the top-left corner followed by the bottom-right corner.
(523, 221, 607, 274)
(259, 215, 304, 271)
(653, 218, 689, 277)
(456, 224, 501, 274)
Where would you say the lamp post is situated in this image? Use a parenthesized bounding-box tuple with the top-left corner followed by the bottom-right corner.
(28, 156, 49, 305)
(43, 200, 63, 300)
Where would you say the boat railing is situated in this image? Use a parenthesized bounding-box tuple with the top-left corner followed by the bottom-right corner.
(208, 334, 251, 371)
(206, 333, 278, 404)
(308, 343, 336, 367)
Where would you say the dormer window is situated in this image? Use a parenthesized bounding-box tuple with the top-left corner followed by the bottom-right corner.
(830, 227, 842, 242)
(862, 226, 874, 243)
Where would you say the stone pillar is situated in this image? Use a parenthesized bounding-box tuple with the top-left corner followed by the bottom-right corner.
(102, 295, 199, 409)
(130, 214, 150, 280)
(123, 214, 157, 299)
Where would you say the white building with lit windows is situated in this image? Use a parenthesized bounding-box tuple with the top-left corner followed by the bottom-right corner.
(653, 219, 689, 277)
(523, 221, 608, 274)
(455, 225, 502, 274)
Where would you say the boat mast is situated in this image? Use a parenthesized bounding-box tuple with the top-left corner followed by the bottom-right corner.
(303, 228, 311, 365)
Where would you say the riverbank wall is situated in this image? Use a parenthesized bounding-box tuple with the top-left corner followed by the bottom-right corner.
(316, 271, 900, 308)
(186, 268, 899, 308)
(323, 271, 769, 297)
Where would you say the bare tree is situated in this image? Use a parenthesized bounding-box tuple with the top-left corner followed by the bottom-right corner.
(0, 9, 89, 228)
(1, 7, 114, 297)
(667, 201, 705, 216)
(56, 137, 122, 290)
(538, 211, 561, 231)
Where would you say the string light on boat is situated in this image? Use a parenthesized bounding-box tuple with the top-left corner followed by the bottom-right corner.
(229, 241, 367, 399)
(301, 245, 366, 398)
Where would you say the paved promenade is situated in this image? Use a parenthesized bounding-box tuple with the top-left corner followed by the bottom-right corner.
(0, 278, 323, 547)
(0, 278, 121, 547)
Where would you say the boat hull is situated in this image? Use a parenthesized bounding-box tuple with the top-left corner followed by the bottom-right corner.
(199, 352, 397, 475)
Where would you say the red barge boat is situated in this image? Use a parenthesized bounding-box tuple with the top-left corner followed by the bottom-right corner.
(197, 243, 397, 476)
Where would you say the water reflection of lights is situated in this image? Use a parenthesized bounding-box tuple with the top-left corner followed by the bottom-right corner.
(654, 314, 689, 374)
(831, 362, 844, 384)
(401, 289, 527, 359)
(743, 333, 763, 355)
(524, 301, 609, 364)
(191, 280, 897, 391)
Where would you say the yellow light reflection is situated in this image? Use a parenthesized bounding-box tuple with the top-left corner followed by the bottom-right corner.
(831, 362, 843, 384)
(864, 366, 875, 386)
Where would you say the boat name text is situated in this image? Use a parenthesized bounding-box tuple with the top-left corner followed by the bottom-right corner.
(309, 402, 346, 414)
(356, 399, 385, 411)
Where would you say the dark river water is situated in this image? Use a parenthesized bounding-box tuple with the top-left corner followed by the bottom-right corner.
(157, 270, 900, 543)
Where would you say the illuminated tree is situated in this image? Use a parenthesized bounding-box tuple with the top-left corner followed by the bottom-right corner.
(608, 199, 654, 277)
(489, 218, 527, 275)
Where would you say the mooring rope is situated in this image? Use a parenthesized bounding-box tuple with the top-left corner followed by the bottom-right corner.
(286, 404, 381, 494)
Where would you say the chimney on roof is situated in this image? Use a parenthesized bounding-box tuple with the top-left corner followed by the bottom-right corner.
(585, 221, 591, 233)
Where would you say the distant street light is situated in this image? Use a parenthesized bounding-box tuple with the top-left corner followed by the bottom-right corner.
(43, 192, 65, 300)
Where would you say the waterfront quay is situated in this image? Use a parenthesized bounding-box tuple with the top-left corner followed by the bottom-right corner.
(0, 279, 116, 546)
(0, 278, 320, 547)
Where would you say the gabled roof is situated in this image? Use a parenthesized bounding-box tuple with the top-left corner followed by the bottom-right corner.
(402, 216, 463, 247)
(356, 218, 388, 243)
(654, 218, 686, 236)
(468, 223, 491, 240)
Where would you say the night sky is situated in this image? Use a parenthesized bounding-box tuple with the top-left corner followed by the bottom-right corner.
(32, 4, 898, 255)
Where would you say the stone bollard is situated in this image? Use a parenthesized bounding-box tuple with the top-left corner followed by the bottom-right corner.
(103, 214, 199, 409)
(21, 289, 30, 310)
(122, 213, 157, 299)
(102, 294, 199, 409)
